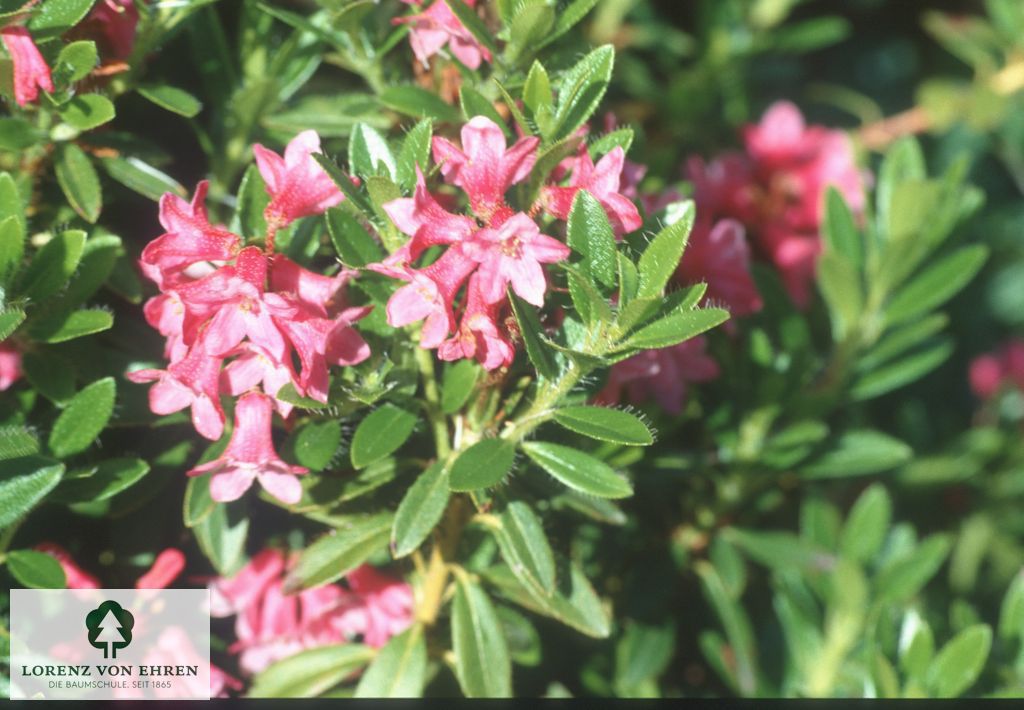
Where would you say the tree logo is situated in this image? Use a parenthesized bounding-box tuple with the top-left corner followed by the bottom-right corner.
(85, 601, 134, 659)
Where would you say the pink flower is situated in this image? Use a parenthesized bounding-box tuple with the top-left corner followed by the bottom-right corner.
(253, 130, 344, 228)
(87, 0, 140, 61)
(375, 246, 478, 348)
(210, 550, 413, 675)
(393, 0, 491, 70)
(596, 337, 719, 415)
(126, 346, 226, 441)
(0, 341, 22, 391)
(462, 212, 570, 306)
(221, 343, 299, 417)
(188, 391, 307, 505)
(438, 273, 514, 370)
(136, 548, 186, 589)
(143, 293, 188, 362)
(35, 543, 102, 589)
(678, 219, 762, 317)
(970, 339, 1024, 399)
(541, 147, 643, 235)
(269, 255, 352, 317)
(432, 116, 539, 220)
(1, 27, 53, 107)
(140, 181, 241, 290)
(383, 168, 477, 259)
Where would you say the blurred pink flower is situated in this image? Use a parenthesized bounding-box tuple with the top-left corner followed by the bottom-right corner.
(35, 543, 102, 589)
(678, 219, 762, 317)
(188, 391, 307, 505)
(88, 0, 140, 61)
(1, 27, 53, 106)
(596, 337, 719, 415)
(136, 548, 186, 589)
(541, 146, 643, 236)
(394, 0, 491, 70)
(253, 130, 344, 228)
(0, 341, 22, 391)
(970, 339, 1024, 399)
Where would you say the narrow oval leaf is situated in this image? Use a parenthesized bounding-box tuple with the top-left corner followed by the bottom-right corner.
(392, 461, 449, 557)
(801, 430, 912, 479)
(29, 308, 114, 343)
(448, 438, 516, 492)
(552, 406, 653, 445)
(248, 644, 374, 698)
(839, 483, 892, 563)
(55, 144, 102, 222)
(637, 201, 695, 298)
(287, 420, 341, 472)
(494, 500, 556, 593)
(354, 625, 427, 698)
(48, 377, 116, 459)
(0, 426, 40, 461)
(441, 359, 481, 415)
(59, 93, 116, 132)
(452, 574, 511, 697)
(509, 292, 559, 380)
(521, 441, 632, 498)
(567, 189, 616, 287)
(7, 549, 67, 589)
(137, 84, 203, 117)
(622, 308, 729, 351)
(284, 514, 393, 592)
(925, 624, 992, 698)
(0, 458, 65, 529)
(49, 457, 149, 503)
(350, 404, 418, 469)
(19, 230, 86, 302)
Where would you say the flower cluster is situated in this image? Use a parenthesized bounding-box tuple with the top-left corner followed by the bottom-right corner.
(209, 549, 414, 676)
(970, 339, 1024, 400)
(128, 132, 370, 505)
(686, 101, 865, 308)
(394, 0, 490, 70)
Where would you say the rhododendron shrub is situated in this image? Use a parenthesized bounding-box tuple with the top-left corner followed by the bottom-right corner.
(1, 0, 1023, 700)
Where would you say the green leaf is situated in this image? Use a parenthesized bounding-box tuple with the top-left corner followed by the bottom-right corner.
(284, 513, 393, 592)
(59, 93, 116, 132)
(396, 118, 433, 191)
(817, 250, 863, 341)
(7, 550, 66, 589)
(452, 573, 512, 697)
(0, 307, 25, 340)
(183, 475, 216, 528)
(47, 377, 115, 459)
(801, 430, 912, 479)
(441, 359, 480, 415)
(493, 500, 556, 593)
(0, 117, 39, 151)
(49, 457, 148, 503)
(0, 215, 24, 287)
(622, 308, 729, 350)
(523, 61, 552, 114)
(29, 308, 114, 343)
(19, 230, 86, 302)
(194, 501, 250, 576)
(232, 164, 269, 238)
(442, 0, 499, 57)
(925, 625, 991, 697)
(564, 263, 612, 326)
(100, 156, 186, 202)
(350, 403, 417, 469)
(288, 420, 341, 471)
(459, 85, 507, 130)
(137, 84, 203, 118)
(0, 457, 64, 529)
(509, 292, 558, 380)
(883, 245, 989, 326)
(52, 41, 97, 86)
(567, 190, 617, 288)
(876, 534, 952, 604)
(851, 339, 954, 401)
(536, 0, 600, 49)
(381, 85, 461, 124)
(637, 201, 694, 297)
(312, 154, 375, 218)
(349, 123, 397, 180)
(521, 441, 632, 498)
(999, 573, 1024, 642)
(55, 145, 102, 223)
(449, 438, 516, 491)
(552, 406, 653, 446)
(392, 461, 449, 557)
(27, 0, 97, 39)
(839, 484, 892, 563)
(823, 186, 863, 267)
(248, 644, 374, 698)
(354, 625, 427, 698)
(551, 44, 614, 141)
(326, 208, 383, 267)
(0, 426, 40, 460)
(506, 1, 554, 62)
(876, 137, 926, 237)
(723, 528, 821, 572)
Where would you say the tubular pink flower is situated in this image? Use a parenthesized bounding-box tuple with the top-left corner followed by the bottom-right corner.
(35, 543, 102, 589)
(135, 548, 186, 589)
(143, 293, 188, 363)
(1, 27, 53, 107)
(346, 564, 416, 648)
(88, 0, 140, 61)
(596, 337, 719, 415)
(188, 392, 307, 505)
(438, 273, 514, 370)
(126, 346, 226, 441)
(432, 116, 539, 220)
(969, 339, 1024, 399)
(221, 343, 300, 417)
(461, 212, 570, 306)
(253, 130, 344, 228)
(140, 181, 242, 289)
(541, 147, 642, 235)
(0, 341, 22, 391)
(393, 0, 491, 70)
(383, 167, 477, 258)
(374, 246, 478, 348)
(678, 219, 762, 317)
(269, 255, 354, 317)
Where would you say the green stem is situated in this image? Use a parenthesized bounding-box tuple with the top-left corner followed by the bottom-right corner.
(415, 346, 450, 459)
(500, 360, 586, 443)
